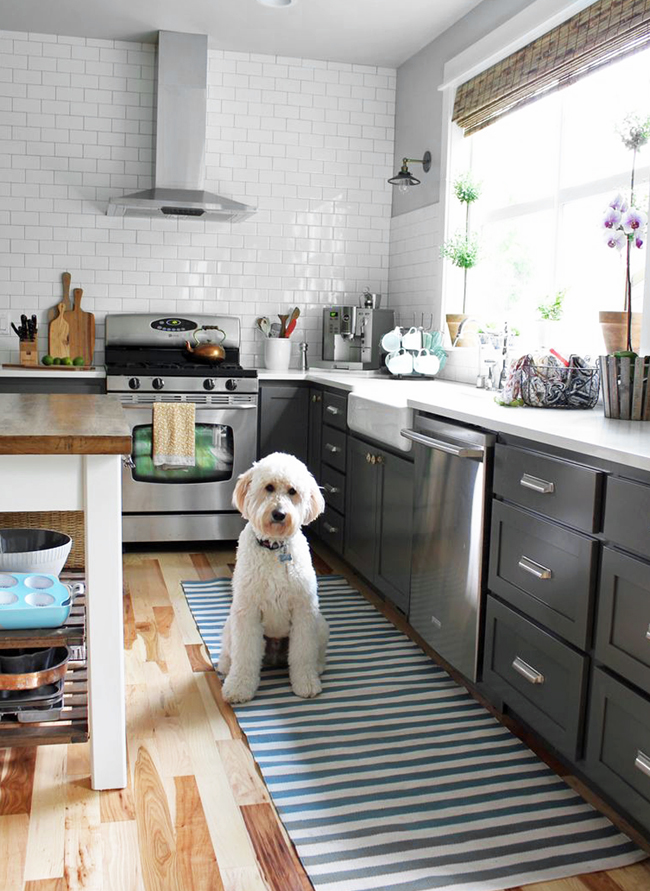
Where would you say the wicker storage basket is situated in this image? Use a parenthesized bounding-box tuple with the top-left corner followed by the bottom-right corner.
(0, 511, 84, 571)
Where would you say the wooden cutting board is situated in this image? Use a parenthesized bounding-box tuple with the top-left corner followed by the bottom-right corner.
(47, 272, 72, 323)
(48, 303, 70, 358)
(64, 288, 95, 365)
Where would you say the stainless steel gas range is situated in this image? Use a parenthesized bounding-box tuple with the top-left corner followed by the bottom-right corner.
(105, 313, 258, 543)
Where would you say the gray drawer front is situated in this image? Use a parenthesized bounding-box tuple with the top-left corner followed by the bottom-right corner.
(320, 505, 344, 554)
(483, 596, 588, 760)
(494, 444, 602, 533)
(604, 477, 650, 560)
(586, 668, 650, 834)
(489, 501, 597, 649)
(596, 547, 650, 693)
(321, 464, 345, 515)
(321, 426, 346, 473)
(322, 391, 347, 431)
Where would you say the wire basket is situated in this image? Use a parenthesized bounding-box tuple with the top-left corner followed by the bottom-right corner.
(519, 363, 600, 409)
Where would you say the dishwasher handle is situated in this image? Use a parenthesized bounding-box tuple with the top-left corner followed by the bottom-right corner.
(400, 428, 485, 461)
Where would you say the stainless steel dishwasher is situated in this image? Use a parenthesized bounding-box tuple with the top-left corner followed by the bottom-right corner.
(401, 414, 495, 682)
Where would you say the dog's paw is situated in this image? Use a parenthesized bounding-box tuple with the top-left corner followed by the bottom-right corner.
(222, 676, 257, 704)
(291, 673, 322, 699)
(217, 655, 231, 676)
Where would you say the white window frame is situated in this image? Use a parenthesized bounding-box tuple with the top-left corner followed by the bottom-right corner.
(438, 0, 650, 352)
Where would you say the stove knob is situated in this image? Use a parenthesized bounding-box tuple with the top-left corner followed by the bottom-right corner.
(128, 377, 141, 390)
(225, 379, 238, 391)
(203, 379, 216, 391)
(152, 378, 165, 391)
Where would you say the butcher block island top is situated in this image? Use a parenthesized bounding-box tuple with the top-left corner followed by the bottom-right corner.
(0, 393, 131, 454)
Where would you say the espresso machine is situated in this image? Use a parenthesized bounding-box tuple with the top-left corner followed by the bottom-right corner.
(317, 306, 395, 370)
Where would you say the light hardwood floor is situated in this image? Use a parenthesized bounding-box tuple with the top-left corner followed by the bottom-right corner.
(0, 540, 649, 891)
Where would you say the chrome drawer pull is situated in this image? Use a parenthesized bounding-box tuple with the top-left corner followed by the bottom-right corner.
(430, 615, 442, 629)
(634, 750, 650, 779)
(324, 483, 340, 494)
(512, 656, 545, 685)
(646, 625, 650, 641)
(518, 556, 553, 580)
(325, 443, 340, 453)
(326, 405, 340, 415)
(520, 473, 555, 494)
(323, 522, 339, 534)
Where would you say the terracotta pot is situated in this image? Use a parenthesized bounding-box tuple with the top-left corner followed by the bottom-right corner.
(446, 313, 478, 348)
(599, 311, 642, 353)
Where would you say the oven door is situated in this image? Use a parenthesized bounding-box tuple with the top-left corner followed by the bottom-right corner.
(121, 404, 256, 513)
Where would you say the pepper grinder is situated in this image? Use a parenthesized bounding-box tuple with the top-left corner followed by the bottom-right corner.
(299, 341, 309, 372)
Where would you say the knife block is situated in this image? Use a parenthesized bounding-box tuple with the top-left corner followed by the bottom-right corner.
(19, 338, 38, 367)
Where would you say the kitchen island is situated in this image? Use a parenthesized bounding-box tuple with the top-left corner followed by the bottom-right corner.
(0, 394, 131, 789)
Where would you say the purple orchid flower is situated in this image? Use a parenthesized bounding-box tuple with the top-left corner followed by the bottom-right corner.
(602, 207, 622, 229)
(634, 231, 645, 249)
(604, 230, 626, 250)
(609, 193, 628, 213)
(622, 208, 647, 233)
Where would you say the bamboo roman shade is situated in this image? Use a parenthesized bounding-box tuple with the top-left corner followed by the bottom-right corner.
(453, 0, 650, 134)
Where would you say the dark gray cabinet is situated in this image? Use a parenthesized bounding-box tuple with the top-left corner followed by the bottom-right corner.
(258, 384, 309, 463)
(603, 476, 650, 561)
(0, 376, 104, 394)
(307, 388, 322, 480)
(314, 387, 349, 556)
(344, 435, 413, 614)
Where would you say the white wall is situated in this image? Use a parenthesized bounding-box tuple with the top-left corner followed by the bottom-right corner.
(388, 203, 441, 328)
(0, 30, 396, 368)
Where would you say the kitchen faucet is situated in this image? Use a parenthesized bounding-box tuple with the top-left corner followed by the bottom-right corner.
(452, 317, 478, 347)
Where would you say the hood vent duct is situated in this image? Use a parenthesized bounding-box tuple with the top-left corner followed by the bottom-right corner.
(107, 31, 255, 223)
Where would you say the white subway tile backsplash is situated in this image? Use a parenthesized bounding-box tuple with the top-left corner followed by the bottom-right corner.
(0, 30, 395, 368)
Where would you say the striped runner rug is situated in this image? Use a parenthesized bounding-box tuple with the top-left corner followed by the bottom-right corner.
(182, 574, 646, 891)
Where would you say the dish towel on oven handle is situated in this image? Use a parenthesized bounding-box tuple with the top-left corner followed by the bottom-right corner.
(152, 402, 196, 469)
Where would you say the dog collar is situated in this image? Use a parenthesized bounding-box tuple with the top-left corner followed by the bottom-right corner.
(257, 538, 284, 550)
(256, 537, 292, 563)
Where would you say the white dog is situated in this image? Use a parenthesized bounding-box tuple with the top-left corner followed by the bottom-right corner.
(219, 452, 329, 704)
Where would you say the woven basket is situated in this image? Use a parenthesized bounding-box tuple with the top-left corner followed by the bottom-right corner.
(0, 511, 85, 571)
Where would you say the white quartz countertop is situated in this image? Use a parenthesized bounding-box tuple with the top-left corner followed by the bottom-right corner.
(0, 367, 106, 378)
(260, 369, 650, 472)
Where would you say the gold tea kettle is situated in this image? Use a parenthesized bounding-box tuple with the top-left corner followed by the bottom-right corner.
(184, 326, 227, 363)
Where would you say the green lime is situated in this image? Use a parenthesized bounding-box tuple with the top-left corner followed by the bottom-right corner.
(613, 350, 637, 358)
(62, 357, 74, 366)
(52, 357, 62, 365)
(73, 356, 85, 366)
(42, 355, 54, 366)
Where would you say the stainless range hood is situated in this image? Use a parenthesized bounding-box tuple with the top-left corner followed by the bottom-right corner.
(107, 31, 255, 223)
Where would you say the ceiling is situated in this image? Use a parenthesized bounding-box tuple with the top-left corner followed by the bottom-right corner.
(1, 0, 484, 68)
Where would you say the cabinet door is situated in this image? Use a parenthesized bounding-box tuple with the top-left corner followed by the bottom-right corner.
(258, 385, 308, 463)
(344, 436, 379, 582)
(307, 388, 322, 481)
(376, 450, 413, 615)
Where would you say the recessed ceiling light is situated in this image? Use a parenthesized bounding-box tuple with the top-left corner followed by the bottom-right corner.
(257, 0, 296, 7)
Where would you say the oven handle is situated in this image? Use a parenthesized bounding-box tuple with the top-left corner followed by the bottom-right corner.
(121, 403, 257, 410)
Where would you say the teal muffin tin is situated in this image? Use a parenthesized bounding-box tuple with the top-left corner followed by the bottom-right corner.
(0, 573, 75, 630)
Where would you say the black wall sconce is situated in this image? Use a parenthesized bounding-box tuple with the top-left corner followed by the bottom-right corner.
(388, 151, 431, 192)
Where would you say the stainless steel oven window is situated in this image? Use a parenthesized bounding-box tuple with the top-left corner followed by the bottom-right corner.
(131, 422, 234, 483)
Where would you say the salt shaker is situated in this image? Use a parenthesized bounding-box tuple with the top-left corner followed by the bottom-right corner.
(299, 341, 309, 372)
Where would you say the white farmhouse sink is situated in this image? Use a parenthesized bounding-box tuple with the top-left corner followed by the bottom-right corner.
(347, 390, 414, 452)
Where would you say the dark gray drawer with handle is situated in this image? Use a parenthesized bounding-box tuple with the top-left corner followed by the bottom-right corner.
(483, 595, 588, 760)
(604, 476, 650, 561)
(321, 464, 345, 515)
(322, 391, 347, 431)
(321, 426, 346, 473)
(586, 667, 650, 834)
(320, 505, 344, 554)
(489, 500, 597, 649)
(596, 547, 650, 693)
(494, 444, 602, 533)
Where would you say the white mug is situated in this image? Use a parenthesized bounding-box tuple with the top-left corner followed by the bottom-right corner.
(386, 348, 413, 375)
(413, 348, 441, 376)
(381, 326, 402, 353)
(402, 326, 422, 350)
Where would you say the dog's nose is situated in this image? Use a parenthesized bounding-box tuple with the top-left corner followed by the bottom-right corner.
(271, 509, 286, 523)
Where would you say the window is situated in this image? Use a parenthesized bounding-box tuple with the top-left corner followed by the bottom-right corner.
(449, 45, 650, 353)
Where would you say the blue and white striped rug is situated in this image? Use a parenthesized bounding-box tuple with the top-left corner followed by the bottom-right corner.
(182, 575, 645, 891)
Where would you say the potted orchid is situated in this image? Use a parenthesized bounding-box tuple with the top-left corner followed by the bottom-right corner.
(600, 112, 650, 353)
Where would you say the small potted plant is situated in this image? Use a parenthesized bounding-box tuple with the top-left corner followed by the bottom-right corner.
(442, 172, 480, 346)
(599, 112, 650, 353)
(535, 288, 566, 348)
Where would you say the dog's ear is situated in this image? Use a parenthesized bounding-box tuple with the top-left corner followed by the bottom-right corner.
(304, 477, 325, 525)
(233, 467, 254, 518)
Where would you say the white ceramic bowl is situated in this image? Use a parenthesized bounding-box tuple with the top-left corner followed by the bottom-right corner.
(0, 529, 72, 577)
